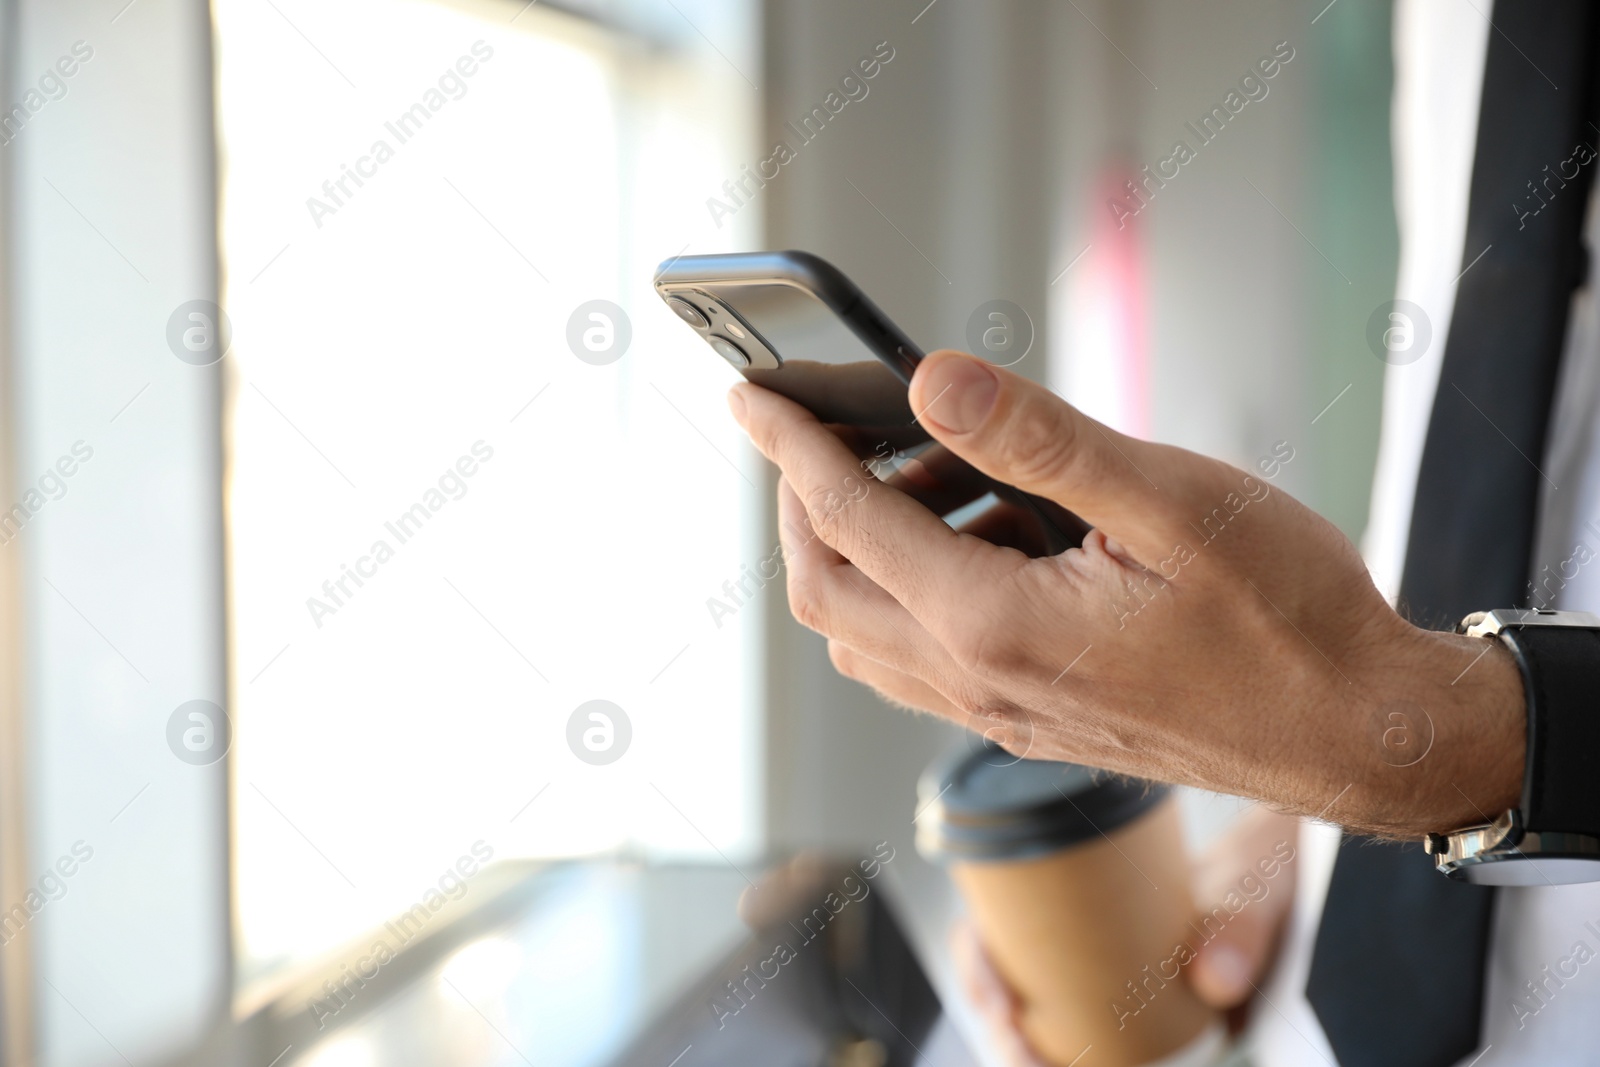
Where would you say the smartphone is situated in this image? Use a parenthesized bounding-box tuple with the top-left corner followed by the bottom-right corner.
(654, 250, 1088, 557)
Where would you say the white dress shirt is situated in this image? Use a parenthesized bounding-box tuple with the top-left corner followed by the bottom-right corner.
(1250, 1, 1600, 1063)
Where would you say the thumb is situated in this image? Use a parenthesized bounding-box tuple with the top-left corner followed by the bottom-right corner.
(908, 350, 1165, 529)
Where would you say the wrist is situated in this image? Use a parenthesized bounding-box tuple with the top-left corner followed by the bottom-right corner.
(1331, 623, 1525, 838)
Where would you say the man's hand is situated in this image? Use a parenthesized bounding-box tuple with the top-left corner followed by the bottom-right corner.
(953, 921, 1049, 1067)
(1185, 808, 1299, 1016)
(728, 350, 1526, 836)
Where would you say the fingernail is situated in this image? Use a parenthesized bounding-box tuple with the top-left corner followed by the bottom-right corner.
(727, 385, 749, 426)
(1202, 944, 1251, 998)
(919, 357, 997, 434)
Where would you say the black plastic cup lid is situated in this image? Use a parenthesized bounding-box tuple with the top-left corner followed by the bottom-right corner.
(915, 742, 1169, 863)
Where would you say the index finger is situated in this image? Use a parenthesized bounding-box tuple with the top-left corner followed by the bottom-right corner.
(729, 380, 999, 616)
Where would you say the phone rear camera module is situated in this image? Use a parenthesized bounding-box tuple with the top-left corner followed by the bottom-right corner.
(667, 297, 709, 329)
(709, 336, 750, 369)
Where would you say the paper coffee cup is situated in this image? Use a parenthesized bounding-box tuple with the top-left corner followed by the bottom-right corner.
(918, 746, 1218, 1067)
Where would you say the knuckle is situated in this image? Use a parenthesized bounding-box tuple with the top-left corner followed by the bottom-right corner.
(786, 572, 834, 635)
(944, 627, 986, 674)
(959, 693, 1042, 760)
(944, 609, 987, 670)
(949, 625, 1027, 679)
(803, 482, 855, 544)
(997, 402, 1090, 490)
(966, 693, 1025, 723)
(944, 593, 1031, 678)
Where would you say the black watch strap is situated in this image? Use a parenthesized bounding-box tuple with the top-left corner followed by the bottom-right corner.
(1430, 610, 1600, 883)
(1496, 619, 1600, 833)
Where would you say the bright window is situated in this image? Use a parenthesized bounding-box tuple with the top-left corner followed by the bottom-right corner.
(215, 0, 762, 979)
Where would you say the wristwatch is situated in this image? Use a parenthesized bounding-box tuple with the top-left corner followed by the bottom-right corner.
(1425, 609, 1600, 884)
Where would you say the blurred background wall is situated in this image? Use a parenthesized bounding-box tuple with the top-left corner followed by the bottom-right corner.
(5, 1, 229, 1064)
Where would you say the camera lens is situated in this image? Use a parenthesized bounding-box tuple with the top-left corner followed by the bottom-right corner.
(710, 336, 749, 368)
(667, 297, 708, 329)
